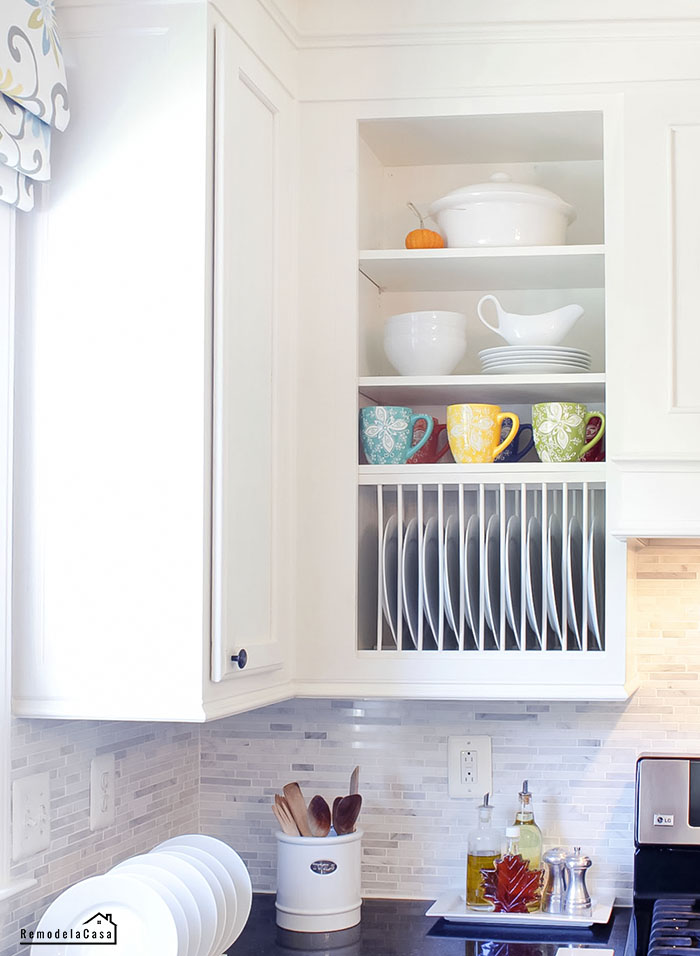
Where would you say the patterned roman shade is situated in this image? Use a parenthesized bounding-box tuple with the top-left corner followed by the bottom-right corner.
(0, 0, 70, 211)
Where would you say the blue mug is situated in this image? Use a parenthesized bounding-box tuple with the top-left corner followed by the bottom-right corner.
(495, 422, 535, 463)
(360, 406, 433, 464)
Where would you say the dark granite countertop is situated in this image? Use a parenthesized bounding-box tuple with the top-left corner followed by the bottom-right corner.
(229, 894, 631, 956)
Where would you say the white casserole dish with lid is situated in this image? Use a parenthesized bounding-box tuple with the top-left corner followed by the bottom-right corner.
(428, 172, 576, 248)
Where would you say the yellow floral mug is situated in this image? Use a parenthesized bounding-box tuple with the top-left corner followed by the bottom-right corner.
(447, 404, 520, 464)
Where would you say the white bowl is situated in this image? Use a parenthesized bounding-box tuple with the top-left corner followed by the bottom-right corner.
(384, 311, 467, 376)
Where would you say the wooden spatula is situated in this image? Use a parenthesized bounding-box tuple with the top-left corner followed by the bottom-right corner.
(283, 782, 312, 837)
(272, 799, 299, 836)
(349, 765, 360, 795)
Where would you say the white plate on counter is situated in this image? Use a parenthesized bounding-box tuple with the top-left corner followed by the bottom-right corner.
(30, 874, 180, 955)
(425, 891, 614, 927)
(156, 835, 252, 950)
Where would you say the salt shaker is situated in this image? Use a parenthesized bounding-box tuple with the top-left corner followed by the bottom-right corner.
(563, 847, 592, 914)
(541, 847, 568, 913)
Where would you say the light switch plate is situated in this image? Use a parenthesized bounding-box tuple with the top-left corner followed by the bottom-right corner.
(448, 735, 492, 798)
(90, 753, 115, 830)
(12, 772, 51, 860)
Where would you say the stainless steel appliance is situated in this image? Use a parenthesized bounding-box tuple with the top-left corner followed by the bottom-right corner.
(631, 754, 700, 956)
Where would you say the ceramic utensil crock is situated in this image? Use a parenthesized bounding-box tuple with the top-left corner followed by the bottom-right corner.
(275, 830, 362, 932)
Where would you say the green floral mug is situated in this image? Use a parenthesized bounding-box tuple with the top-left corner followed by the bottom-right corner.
(532, 402, 605, 463)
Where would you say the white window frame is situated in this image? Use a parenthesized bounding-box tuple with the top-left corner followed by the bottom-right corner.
(0, 202, 15, 890)
(0, 204, 36, 899)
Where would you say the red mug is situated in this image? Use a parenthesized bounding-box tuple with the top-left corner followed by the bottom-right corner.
(581, 417, 606, 462)
(408, 416, 452, 464)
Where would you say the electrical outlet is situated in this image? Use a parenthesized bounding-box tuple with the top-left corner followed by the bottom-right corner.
(448, 735, 492, 797)
(12, 772, 51, 860)
(90, 753, 115, 830)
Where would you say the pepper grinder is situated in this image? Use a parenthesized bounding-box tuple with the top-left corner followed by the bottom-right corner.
(541, 847, 568, 913)
(563, 847, 592, 914)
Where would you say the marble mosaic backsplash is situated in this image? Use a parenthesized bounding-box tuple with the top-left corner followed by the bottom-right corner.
(2, 540, 700, 953)
(0, 722, 199, 956)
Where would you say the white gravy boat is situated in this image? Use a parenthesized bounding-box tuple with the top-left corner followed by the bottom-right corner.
(477, 295, 584, 347)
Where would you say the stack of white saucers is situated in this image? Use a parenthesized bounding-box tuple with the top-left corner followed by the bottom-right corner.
(479, 345, 592, 375)
(29, 834, 252, 956)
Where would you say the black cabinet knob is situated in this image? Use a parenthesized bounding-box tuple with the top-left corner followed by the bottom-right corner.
(230, 649, 248, 670)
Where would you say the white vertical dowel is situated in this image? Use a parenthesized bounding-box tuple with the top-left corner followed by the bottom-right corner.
(397, 485, 404, 650)
(417, 484, 424, 653)
(582, 482, 589, 653)
(458, 484, 465, 652)
(520, 483, 527, 652)
(541, 483, 549, 652)
(437, 483, 444, 652)
(561, 483, 569, 649)
(478, 483, 485, 652)
(376, 485, 383, 653)
(499, 483, 506, 652)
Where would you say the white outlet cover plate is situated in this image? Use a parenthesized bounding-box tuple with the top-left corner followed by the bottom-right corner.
(12, 772, 51, 861)
(447, 735, 492, 798)
(90, 753, 115, 830)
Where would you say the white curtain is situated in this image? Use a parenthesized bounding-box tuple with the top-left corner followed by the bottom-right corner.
(0, 0, 70, 211)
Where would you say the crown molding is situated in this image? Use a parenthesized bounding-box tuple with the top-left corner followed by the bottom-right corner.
(257, 8, 700, 50)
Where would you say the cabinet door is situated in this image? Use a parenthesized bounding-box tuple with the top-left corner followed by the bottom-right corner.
(610, 83, 700, 463)
(209, 17, 295, 683)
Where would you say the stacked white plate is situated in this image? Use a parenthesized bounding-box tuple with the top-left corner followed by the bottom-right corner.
(30, 834, 252, 956)
(479, 345, 592, 375)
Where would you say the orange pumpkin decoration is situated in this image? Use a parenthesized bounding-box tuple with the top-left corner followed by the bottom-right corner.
(405, 202, 444, 249)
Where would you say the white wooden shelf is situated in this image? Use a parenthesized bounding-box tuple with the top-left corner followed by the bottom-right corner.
(358, 245, 605, 292)
(358, 462, 607, 485)
(358, 373, 606, 406)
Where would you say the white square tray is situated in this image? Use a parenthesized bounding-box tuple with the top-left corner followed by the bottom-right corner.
(425, 892, 614, 928)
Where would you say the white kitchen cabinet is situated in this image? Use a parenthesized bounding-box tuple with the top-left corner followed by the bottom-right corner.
(294, 95, 636, 701)
(11, 0, 298, 721)
(607, 82, 700, 536)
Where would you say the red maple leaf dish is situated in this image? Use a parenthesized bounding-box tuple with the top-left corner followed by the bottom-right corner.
(480, 854, 542, 913)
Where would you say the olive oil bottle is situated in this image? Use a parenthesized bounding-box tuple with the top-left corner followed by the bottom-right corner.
(466, 793, 501, 909)
(513, 779, 543, 871)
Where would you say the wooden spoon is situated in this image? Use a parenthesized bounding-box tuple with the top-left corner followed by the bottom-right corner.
(274, 794, 300, 836)
(334, 793, 362, 835)
(349, 765, 360, 795)
(307, 795, 331, 837)
(283, 782, 312, 837)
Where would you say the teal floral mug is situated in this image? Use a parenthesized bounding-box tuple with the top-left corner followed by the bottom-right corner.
(360, 406, 434, 464)
(532, 402, 605, 463)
